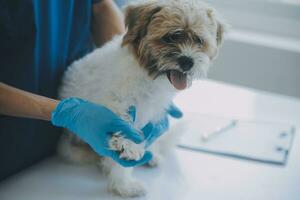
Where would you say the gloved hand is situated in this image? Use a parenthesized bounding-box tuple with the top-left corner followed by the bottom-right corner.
(51, 97, 152, 167)
(129, 104, 183, 148)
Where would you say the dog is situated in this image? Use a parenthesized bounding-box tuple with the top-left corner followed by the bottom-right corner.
(57, 0, 227, 197)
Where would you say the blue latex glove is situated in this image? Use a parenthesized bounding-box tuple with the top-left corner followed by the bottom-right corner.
(167, 104, 183, 119)
(129, 104, 183, 148)
(51, 98, 152, 167)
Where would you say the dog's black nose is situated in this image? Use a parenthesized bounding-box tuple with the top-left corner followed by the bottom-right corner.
(177, 56, 194, 71)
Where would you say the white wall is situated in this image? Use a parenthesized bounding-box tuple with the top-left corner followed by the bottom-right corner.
(209, 32, 300, 98)
(206, 0, 300, 98)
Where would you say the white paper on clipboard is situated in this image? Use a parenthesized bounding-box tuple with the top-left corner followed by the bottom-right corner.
(178, 113, 296, 166)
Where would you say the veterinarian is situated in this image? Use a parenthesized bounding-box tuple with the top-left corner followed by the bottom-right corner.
(0, 0, 182, 181)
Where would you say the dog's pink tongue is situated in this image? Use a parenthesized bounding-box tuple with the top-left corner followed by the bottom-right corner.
(170, 70, 187, 90)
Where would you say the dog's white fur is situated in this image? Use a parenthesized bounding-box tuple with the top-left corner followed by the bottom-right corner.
(58, 0, 226, 197)
(60, 35, 174, 129)
(58, 35, 175, 197)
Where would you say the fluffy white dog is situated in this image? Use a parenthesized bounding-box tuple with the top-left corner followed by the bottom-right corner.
(58, 0, 226, 197)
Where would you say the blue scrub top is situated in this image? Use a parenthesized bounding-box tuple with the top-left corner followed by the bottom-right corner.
(0, 0, 101, 180)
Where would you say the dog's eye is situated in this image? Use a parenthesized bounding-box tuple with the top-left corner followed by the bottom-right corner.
(162, 31, 185, 44)
(195, 36, 205, 46)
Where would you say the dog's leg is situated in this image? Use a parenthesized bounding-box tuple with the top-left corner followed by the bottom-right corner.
(102, 112, 146, 197)
(100, 157, 146, 197)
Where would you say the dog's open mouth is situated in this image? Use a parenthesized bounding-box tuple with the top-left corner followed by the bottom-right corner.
(167, 70, 187, 90)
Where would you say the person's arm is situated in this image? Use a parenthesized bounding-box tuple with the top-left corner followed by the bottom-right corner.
(0, 82, 59, 120)
(0, 83, 152, 167)
(92, 0, 125, 46)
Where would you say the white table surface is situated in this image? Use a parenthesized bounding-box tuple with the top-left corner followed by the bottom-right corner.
(1, 80, 300, 200)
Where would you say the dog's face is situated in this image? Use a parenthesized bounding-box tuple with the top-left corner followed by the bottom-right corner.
(122, 0, 227, 90)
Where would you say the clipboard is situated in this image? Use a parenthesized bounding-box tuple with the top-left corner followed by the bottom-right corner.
(178, 113, 296, 166)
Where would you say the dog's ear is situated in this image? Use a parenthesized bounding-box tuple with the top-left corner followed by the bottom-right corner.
(207, 8, 228, 47)
(216, 19, 227, 47)
(122, 3, 162, 48)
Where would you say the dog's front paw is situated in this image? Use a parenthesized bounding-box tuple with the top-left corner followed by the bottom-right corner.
(108, 179, 146, 197)
(109, 133, 145, 161)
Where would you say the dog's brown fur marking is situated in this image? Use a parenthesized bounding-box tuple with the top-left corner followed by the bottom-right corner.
(122, 1, 226, 77)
